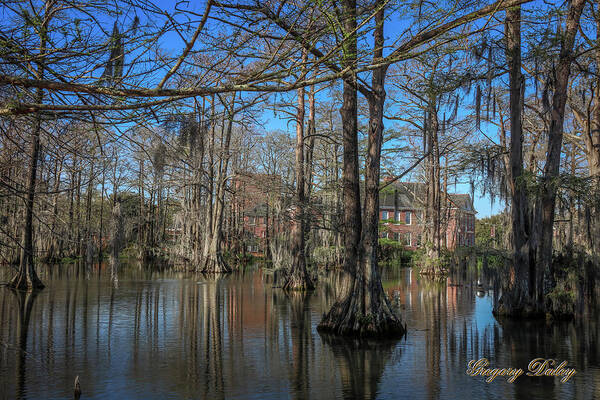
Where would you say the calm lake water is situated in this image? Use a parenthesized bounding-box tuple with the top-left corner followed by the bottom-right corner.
(1, 263, 599, 399)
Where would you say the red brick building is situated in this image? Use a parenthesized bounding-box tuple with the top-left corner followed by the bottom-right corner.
(231, 173, 282, 255)
(445, 194, 477, 248)
(233, 174, 476, 255)
(378, 182, 476, 250)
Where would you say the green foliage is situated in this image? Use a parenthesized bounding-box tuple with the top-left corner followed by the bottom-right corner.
(547, 286, 576, 319)
(378, 238, 415, 266)
(119, 245, 138, 259)
(475, 213, 507, 249)
(224, 250, 256, 265)
(378, 238, 401, 247)
(378, 218, 403, 228)
(476, 253, 504, 270)
(411, 244, 450, 274)
(547, 247, 596, 319)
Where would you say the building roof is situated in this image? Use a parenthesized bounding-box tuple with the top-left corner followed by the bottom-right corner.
(380, 182, 426, 209)
(448, 194, 476, 213)
(379, 181, 475, 213)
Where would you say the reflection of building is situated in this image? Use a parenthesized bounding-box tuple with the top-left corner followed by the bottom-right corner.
(226, 270, 276, 330)
(385, 268, 477, 324)
(378, 181, 476, 250)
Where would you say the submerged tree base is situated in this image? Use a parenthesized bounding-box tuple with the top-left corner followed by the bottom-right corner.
(200, 254, 232, 274)
(282, 270, 314, 291)
(493, 294, 545, 319)
(416, 251, 448, 276)
(494, 301, 576, 321)
(419, 267, 448, 277)
(318, 281, 405, 338)
(492, 306, 545, 319)
(9, 270, 45, 291)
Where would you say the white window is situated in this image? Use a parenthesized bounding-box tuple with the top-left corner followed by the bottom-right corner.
(395, 211, 401, 222)
(405, 211, 411, 225)
(405, 233, 411, 246)
(381, 211, 388, 220)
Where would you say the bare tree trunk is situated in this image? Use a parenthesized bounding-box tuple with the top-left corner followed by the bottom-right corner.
(442, 162, 448, 249)
(10, 108, 45, 290)
(99, 161, 105, 260)
(305, 86, 316, 199)
(423, 93, 442, 273)
(494, 5, 533, 317)
(319, 2, 405, 337)
(537, 0, 585, 311)
(138, 158, 145, 260)
(567, 147, 576, 247)
(284, 62, 314, 291)
(355, 6, 404, 335)
(110, 201, 124, 285)
(433, 116, 441, 255)
(10, 0, 52, 291)
(318, 0, 361, 334)
(193, 102, 206, 265)
(75, 169, 82, 256)
(586, 6, 600, 257)
(46, 157, 63, 262)
(201, 96, 217, 267)
(84, 161, 94, 263)
(340, 0, 362, 276)
(201, 94, 237, 274)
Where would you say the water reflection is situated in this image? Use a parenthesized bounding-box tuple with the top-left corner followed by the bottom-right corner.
(13, 290, 38, 400)
(288, 292, 312, 400)
(1, 263, 600, 399)
(321, 335, 396, 400)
